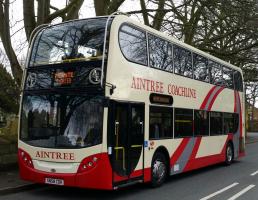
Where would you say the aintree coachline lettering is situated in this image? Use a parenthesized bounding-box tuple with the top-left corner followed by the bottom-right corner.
(35, 151, 75, 160)
(168, 84, 196, 99)
(131, 76, 196, 99)
(131, 77, 164, 93)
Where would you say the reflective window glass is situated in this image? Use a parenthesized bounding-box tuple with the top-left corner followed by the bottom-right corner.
(209, 61, 223, 85)
(30, 18, 109, 66)
(174, 45, 193, 78)
(224, 113, 239, 134)
(210, 112, 223, 135)
(193, 53, 209, 82)
(119, 25, 147, 65)
(233, 70, 243, 92)
(148, 34, 173, 71)
(21, 95, 103, 148)
(149, 106, 173, 139)
(174, 108, 193, 137)
(223, 66, 234, 89)
(194, 110, 209, 136)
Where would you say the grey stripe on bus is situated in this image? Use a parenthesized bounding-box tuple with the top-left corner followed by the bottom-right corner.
(170, 138, 196, 175)
(204, 86, 221, 111)
(170, 92, 241, 175)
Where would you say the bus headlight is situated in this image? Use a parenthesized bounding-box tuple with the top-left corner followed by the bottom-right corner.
(77, 155, 100, 173)
(18, 149, 34, 169)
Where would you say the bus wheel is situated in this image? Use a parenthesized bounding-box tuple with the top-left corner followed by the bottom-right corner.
(151, 152, 167, 187)
(225, 142, 234, 165)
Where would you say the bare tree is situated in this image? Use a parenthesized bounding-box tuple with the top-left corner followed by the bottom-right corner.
(0, 0, 23, 84)
(93, 0, 126, 16)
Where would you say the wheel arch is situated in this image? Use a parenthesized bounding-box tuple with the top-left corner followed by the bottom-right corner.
(227, 139, 234, 158)
(153, 146, 171, 175)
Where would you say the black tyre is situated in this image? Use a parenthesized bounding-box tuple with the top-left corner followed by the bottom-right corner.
(225, 142, 234, 165)
(151, 152, 167, 187)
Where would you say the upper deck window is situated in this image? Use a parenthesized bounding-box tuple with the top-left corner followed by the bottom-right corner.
(223, 66, 234, 89)
(119, 24, 147, 66)
(148, 34, 173, 72)
(193, 53, 209, 83)
(30, 18, 109, 66)
(174, 45, 193, 78)
(209, 60, 223, 86)
(233, 70, 243, 92)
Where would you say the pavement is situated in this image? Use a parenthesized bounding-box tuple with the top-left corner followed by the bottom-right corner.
(246, 132, 258, 144)
(0, 132, 257, 196)
(0, 166, 39, 196)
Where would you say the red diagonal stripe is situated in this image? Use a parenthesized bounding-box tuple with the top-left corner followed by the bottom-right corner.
(207, 87, 225, 111)
(200, 85, 217, 110)
(170, 138, 190, 166)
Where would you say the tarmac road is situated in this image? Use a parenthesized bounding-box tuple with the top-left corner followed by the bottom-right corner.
(2, 141, 258, 200)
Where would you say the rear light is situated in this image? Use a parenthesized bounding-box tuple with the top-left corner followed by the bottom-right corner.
(18, 149, 34, 169)
(77, 154, 100, 173)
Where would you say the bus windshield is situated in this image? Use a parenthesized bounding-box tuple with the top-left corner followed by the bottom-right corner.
(20, 95, 103, 148)
(29, 18, 109, 66)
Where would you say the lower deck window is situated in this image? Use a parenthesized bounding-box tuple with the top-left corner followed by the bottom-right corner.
(194, 110, 209, 136)
(174, 108, 193, 137)
(149, 106, 173, 139)
(210, 112, 223, 135)
(224, 113, 239, 134)
(148, 106, 238, 139)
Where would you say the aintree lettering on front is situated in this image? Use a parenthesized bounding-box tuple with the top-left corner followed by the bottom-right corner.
(131, 76, 197, 98)
(36, 151, 75, 160)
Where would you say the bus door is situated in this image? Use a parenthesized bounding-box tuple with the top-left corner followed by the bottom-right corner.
(108, 102, 144, 186)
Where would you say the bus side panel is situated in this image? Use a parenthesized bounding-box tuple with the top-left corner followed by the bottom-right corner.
(142, 135, 234, 182)
(182, 134, 233, 172)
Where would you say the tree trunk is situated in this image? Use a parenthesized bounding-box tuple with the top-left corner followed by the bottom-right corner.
(0, 0, 22, 85)
(94, 0, 125, 16)
(23, 0, 36, 41)
(152, 0, 166, 30)
(65, 0, 84, 20)
(37, 0, 50, 25)
(140, 0, 150, 26)
(107, 0, 125, 14)
(94, 0, 109, 16)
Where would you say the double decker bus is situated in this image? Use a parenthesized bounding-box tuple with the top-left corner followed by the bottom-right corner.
(18, 13, 245, 190)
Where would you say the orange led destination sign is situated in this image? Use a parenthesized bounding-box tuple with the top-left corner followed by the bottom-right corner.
(54, 71, 74, 85)
(150, 93, 173, 105)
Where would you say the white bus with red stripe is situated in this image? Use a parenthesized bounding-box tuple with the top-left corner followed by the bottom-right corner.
(18, 14, 245, 190)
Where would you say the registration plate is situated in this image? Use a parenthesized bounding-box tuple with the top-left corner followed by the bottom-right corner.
(45, 178, 64, 185)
